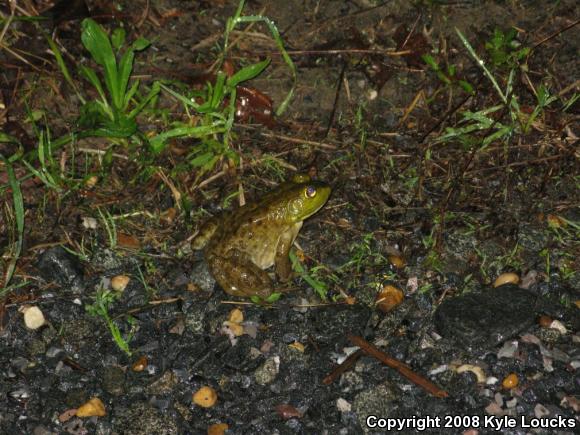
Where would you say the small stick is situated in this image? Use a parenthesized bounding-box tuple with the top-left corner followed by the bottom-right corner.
(347, 334, 449, 398)
(322, 349, 365, 385)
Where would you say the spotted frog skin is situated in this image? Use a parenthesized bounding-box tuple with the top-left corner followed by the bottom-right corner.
(192, 176, 331, 298)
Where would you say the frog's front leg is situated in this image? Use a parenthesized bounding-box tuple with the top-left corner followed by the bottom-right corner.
(207, 250, 273, 298)
(274, 230, 296, 282)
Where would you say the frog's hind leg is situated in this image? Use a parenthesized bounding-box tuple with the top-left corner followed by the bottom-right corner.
(191, 219, 219, 250)
(208, 250, 273, 298)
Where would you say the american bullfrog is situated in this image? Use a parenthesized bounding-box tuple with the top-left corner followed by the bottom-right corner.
(192, 175, 331, 298)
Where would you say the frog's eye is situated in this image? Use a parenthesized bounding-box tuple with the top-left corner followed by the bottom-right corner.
(305, 186, 317, 198)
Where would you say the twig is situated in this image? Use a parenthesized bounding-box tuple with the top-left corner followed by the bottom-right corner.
(463, 153, 574, 175)
(347, 334, 449, 398)
(323, 349, 365, 385)
(235, 125, 337, 150)
(299, 1, 391, 41)
(194, 152, 297, 191)
(78, 147, 129, 160)
(284, 49, 411, 56)
(136, 0, 150, 28)
(156, 168, 182, 210)
(531, 18, 580, 52)
(322, 61, 347, 139)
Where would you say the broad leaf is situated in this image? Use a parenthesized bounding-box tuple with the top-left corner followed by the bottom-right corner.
(131, 37, 150, 51)
(111, 27, 126, 51)
(81, 19, 119, 109)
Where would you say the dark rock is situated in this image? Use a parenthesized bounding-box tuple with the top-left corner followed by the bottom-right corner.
(434, 285, 538, 349)
(36, 247, 84, 292)
(189, 258, 215, 293)
(353, 381, 399, 432)
(102, 365, 126, 396)
(113, 402, 179, 435)
(146, 370, 178, 395)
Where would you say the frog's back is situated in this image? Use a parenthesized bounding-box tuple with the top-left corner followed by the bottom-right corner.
(207, 199, 293, 261)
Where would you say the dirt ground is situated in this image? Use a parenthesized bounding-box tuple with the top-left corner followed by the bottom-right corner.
(1, 0, 579, 434)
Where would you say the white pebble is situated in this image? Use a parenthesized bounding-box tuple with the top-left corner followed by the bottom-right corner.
(20, 306, 46, 330)
(336, 398, 351, 412)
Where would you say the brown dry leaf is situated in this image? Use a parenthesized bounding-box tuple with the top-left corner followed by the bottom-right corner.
(160, 207, 177, 223)
(117, 233, 141, 250)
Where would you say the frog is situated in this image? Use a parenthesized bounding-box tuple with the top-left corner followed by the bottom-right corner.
(192, 175, 331, 298)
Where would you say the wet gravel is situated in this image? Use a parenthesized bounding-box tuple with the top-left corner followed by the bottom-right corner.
(2, 243, 579, 433)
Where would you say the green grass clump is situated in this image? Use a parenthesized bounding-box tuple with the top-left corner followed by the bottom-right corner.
(86, 287, 135, 356)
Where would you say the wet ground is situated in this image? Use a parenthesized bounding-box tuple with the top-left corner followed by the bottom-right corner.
(1, 0, 579, 434)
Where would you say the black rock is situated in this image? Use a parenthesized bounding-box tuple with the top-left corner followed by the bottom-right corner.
(434, 285, 538, 349)
(36, 247, 84, 292)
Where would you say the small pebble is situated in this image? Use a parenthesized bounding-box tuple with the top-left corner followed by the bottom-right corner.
(193, 386, 217, 408)
(275, 404, 303, 419)
(367, 89, 378, 100)
(76, 397, 106, 417)
(387, 254, 406, 269)
(132, 356, 148, 372)
(534, 403, 550, 418)
(457, 364, 486, 383)
(58, 409, 77, 423)
(111, 275, 130, 292)
(85, 175, 99, 188)
(207, 423, 228, 435)
(82, 216, 98, 229)
(375, 285, 404, 313)
(538, 315, 553, 327)
(223, 308, 245, 336)
(548, 319, 567, 334)
(493, 272, 519, 287)
(497, 341, 518, 359)
(288, 341, 305, 353)
(494, 392, 504, 407)
(228, 308, 244, 323)
(20, 306, 46, 330)
(505, 398, 517, 408)
(223, 321, 244, 337)
(336, 398, 351, 412)
(502, 373, 519, 389)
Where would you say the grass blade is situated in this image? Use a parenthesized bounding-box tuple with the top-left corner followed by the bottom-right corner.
(1, 156, 24, 288)
(455, 27, 506, 104)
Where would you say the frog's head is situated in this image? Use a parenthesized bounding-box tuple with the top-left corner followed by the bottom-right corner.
(284, 181, 331, 223)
